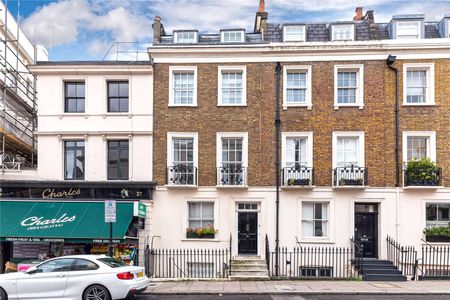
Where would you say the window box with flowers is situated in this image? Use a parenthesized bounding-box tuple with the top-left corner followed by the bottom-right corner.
(186, 225, 218, 239)
(424, 227, 450, 243)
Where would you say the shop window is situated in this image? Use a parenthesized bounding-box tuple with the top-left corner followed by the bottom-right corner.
(107, 140, 129, 180)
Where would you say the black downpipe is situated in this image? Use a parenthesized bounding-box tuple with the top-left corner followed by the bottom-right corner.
(275, 62, 282, 277)
(386, 55, 400, 187)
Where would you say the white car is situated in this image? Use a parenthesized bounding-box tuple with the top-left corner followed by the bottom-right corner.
(0, 255, 149, 300)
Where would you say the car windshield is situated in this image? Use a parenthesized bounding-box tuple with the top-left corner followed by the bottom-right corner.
(98, 257, 127, 268)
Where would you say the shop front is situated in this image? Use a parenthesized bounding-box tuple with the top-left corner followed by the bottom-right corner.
(0, 181, 153, 273)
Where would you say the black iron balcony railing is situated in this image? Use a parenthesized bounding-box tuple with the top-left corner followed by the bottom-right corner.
(333, 165, 368, 187)
(217, 163, 246, 186)
(282, 165, 314, 187)
(167, 163, 198, 186)
(404, 166, 442, 187)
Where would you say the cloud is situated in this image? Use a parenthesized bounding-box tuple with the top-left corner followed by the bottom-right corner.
(22, 0, 152, 56)
(22, 0, 92, 47)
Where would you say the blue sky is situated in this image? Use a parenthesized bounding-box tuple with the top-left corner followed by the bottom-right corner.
(6, 0, 450, 61)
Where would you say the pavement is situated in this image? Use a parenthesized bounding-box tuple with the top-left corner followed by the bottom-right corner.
(143, 280, 450, 295)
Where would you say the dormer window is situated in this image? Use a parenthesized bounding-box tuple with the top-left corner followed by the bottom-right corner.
(396, 21, 421, 39)
(174, 31, 198, 44)
(283, 25, 306, 42)
(332, 24, 354, 41)
(221, 30, 245, 43)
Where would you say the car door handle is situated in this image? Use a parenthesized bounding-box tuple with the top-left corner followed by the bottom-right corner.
(56, 274, 67, 278)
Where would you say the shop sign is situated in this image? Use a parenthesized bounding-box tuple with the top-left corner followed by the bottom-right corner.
(4, 237, 65, 242)
(92, 239, 122, 243)
(20, 213, 76, 231)
(105, 200, 116, 223)
(133, 202, 147, 218)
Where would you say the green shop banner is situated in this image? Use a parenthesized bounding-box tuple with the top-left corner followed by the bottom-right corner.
(0, 201, 134, 243)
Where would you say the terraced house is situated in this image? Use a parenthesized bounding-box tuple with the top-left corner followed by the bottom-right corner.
(149, 1, 450, 280)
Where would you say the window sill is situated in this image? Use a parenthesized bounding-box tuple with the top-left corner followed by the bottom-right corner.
(298, 239, 334, 244)
(332, 185, 368, 190)
(181, 238, 221, 242)
(283, 104, 312, 110)
(333, 104, 364, 110)
(102, 113, 132, 119)
(217, 103, 247, 107)
(281, 185, 315, 190)
(164, 184, 198, 189)
(403, 185, 444, 190)
(402, 103, 436, 107)
(168, 104, 198, 108)
(215, 185, 248, 189)
(58, 113, 88, 119)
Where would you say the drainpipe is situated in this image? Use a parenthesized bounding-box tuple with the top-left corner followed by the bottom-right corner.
(386, 54, 400, 240)
(275, 62, 282, 277)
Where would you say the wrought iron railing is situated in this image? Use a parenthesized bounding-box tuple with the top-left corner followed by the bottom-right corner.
(282, 166, 314, 187)
(150, 248, 230, 279)
(404, 166, 442, 187)
(217, 163, 246, 186)
(386, 236, 417, 276)
(333, 165, 368, 187)
(414, 241, 450, 280)
(265, 234, 270, 271)
(350, 237, 364, 274)
(167, 164, 197, 186)
(268, 246, 358, 279)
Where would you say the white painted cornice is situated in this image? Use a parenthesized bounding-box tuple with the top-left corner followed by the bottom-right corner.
(28, 64, 153, 75)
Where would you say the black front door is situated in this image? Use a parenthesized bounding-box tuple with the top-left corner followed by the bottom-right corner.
(355, 212, 378, 258)
(238, 212, 258, 254)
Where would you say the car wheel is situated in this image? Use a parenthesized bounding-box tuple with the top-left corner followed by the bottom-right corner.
(83, 285, 111, 300)
(0, 288, 7, 300)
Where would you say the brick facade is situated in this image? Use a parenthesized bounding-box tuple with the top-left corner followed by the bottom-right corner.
(153, 59, 448, 187)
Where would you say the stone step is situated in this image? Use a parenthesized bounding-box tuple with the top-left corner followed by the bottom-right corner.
(233, 256, 262, 261)
(231, 261, 267, 266)
(363, 274, 407, 281)
(231, 265, 268, 271)
(230, 270, 269, 276)
(362, 268, 403, 275)
(229, 275, 270, 281)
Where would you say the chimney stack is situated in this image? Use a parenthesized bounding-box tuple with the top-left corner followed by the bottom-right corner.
(254, 0, 269, 41)
(259, 0, 265, 12)
(364, 10, 378, 40)
(353, 7, 364, 21)
(152, 16, 165, 44)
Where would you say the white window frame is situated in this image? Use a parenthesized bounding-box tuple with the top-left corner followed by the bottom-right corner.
(331, 24, 355, 41)
(402, 131, 436, 163)
(281, 132, 313, 168)
(174, 31, 198, 44)
(220, 30, 245, 43)
(283, 25, 306, 42)
(187, 202, 215, 229)
(299, 200, 331, 240)
(332, 131, 365, 168)
(334, 64, 364, 109)
(403, 63, 435, 106)
(167, 132, 198, 182)
(283, 65, 312, 110)
(182, 197, 219, 241)
(216, 132, 248, 178)
(395, 21, 421, 39)
(217, 66, 247, 106)
(424, 202, 450, 229)
(169, 66, 198, 107)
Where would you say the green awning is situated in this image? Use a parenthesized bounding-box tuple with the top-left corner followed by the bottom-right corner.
(0, 201, 134, 243)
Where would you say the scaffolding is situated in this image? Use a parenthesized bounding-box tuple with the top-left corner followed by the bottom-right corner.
(0, 0, 38, 173)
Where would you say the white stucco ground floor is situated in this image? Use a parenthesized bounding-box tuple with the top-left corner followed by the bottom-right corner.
(150, 186, 450, 260)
